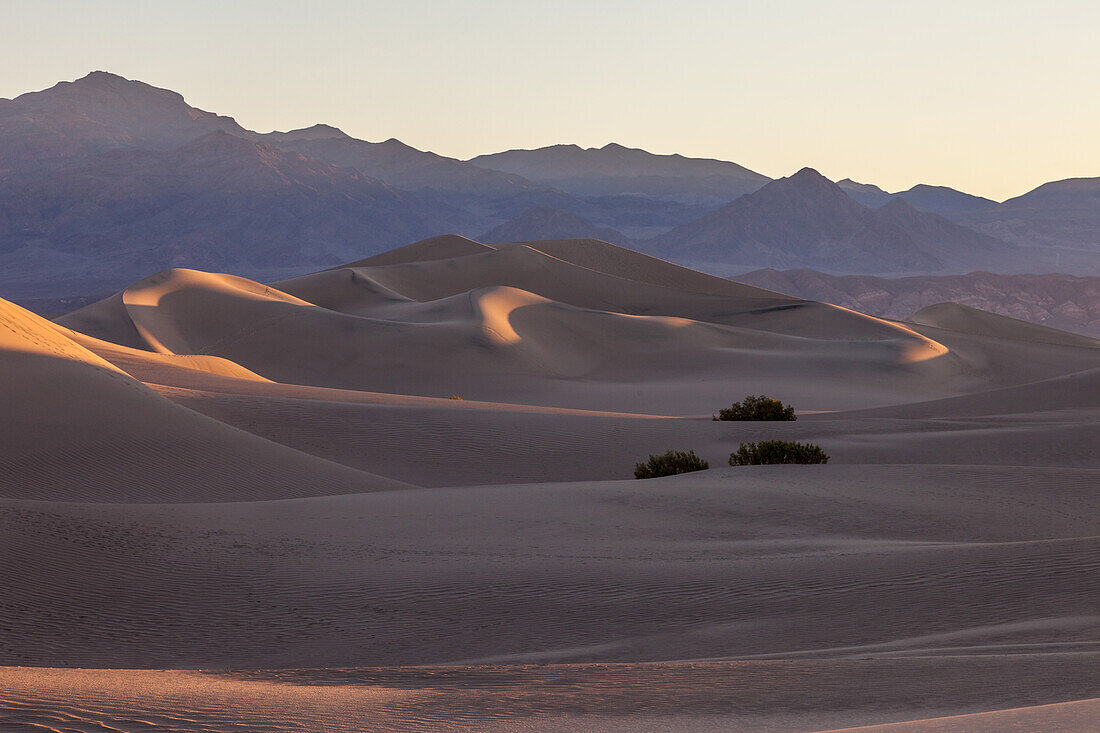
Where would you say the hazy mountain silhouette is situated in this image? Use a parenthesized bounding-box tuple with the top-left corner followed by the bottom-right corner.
(897, 184, 997, 215)
(480, 207, 634, 247)
(0, 71, 247, 176)
(837, 178, 893, 208)
(0, 130, 476, 297)
(837, 178, 997, 215)
(2, 71, 1099, 299)
(471, 143, 770, 204)
(259, 125, 546, 197)
(652, 168, 1016, 274)
(956, 176, 1100, 252)
(737, 268, 1100, 338)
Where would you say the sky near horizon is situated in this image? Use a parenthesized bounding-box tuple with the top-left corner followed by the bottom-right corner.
(3, 0, 1098, 201)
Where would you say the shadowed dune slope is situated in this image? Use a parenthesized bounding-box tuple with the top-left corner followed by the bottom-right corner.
(829, 365, 1100, 419)
(911, 302, 1100, 348)
(0, 297, 412, 502)
(493, 237, 795, 299)
(336, 233, 495, 267)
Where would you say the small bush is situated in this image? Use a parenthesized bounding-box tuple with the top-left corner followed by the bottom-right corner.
(714, 395, 796, 421)
(729, 440, 829, 466)
(448, 395, 463, 400)
(634, 450, 709, 479)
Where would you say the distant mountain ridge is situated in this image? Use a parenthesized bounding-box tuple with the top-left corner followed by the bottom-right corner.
(257, 125, 546, 197)
(1, 71, 1098, 299)
(0, 70, 248, 176)
(955, 176, 1100, 252)
(837, 178, 998, 215)
(480, 207, 634, 248)
(0, 125, 477, 297)
(650, 168, 1016, 275)
(836, 172, 1100, 265)
(736, 268, 1100, 339)
(471, 143, 771, 204)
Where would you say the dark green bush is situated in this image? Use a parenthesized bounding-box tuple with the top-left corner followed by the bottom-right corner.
(729, 440, 829, 466)
(634, 450, 709, 479)
(714, 395, 796, 421)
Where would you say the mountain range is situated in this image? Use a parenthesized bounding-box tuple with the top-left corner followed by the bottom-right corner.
(1, 71, 1098, 300)
(836, 179, 998, 214)
(471, 143, 770, 204)
(738, 268, 1100, 338)
(649, 168, 1017, 275)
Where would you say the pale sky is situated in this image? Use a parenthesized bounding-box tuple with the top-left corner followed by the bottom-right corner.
(3, 0, 1098, 201)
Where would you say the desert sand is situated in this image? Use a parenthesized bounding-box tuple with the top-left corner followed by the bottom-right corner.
(2, 236, 1098, 731)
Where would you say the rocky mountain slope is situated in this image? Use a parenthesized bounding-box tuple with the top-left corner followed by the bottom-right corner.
(737, 268, 1100, 337)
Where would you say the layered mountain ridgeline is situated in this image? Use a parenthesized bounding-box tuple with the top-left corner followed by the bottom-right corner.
(835, 172, 1100, 278)
(0, 73, 701, 297)
(650, 168, 1019, 275)
(0, 70, 248, 175)
(257, 124, 542, 197)
(836, 178, 998, 214)
(737, 268, 1100, 338)
(470, 142, 771, 205)
(836, 174, 1100, 262)
(954, 176, 1100, 253)
(2, 71, 1099, 301)
(0, 129, 478, 297)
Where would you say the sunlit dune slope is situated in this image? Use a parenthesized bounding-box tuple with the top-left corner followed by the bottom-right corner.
(0, 666, 1095, 733)
(0, 297, 412, 501)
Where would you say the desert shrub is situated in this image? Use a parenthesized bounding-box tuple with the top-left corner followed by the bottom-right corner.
(448, 395, 463, 400)
(634, 450, 709, 479)
(714, 395, 796, 421)
(729, 440, 829, 466)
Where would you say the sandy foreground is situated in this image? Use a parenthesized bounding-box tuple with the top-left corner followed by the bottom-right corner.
(1, 236, 1097, 730)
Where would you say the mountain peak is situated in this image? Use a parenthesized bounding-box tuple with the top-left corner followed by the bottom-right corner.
(4, 71, 250, 159)
(762, 167, 848, 199)
(53, 71, 187, 106)
(265, 123, 349, 142)
(309, 123, 347, 137)
(791, 166, 828, 180)
(290, 122, 345, 137)
(75, 70, 130, 86)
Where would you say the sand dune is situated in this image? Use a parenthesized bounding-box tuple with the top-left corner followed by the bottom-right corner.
(5, 236, 1099, 730)
(60, 237, 1094, 411)
(337, 233, 497, 267)
(0, 298, 410, 502)
(911, 301, 1100, 348)
(1, 665, 1095, 732)
(821, 699, 1100, 732)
